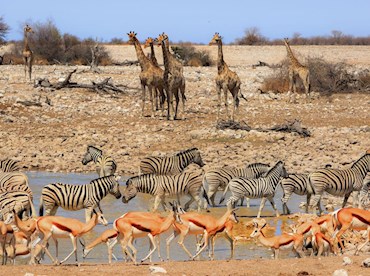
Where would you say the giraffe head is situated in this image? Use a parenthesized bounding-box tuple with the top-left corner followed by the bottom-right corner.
(156, 32, 168, 47)
(144, 37, 155, 49)
(283, 37, 290, 45)
(209, 32, 222, 45)
(127, 31, 138, 44)
(24, 24, 34, 34)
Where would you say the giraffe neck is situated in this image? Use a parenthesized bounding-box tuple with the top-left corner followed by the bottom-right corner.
(161, 40, 170, 87)
(149, 44, 156, 64)
(23, 31, 31, 52)
(132, 37, 151, 71)
(164, 38, 177, 73)
(285, 42, 302, 67)
(217, 39, 226, 73)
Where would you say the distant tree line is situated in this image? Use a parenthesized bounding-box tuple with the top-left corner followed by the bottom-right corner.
(235, 27, 370, 45)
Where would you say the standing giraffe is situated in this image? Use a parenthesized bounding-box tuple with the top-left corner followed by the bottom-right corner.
(127, 32, 165, 117)
(23, 25, 34, 82)
(144, 37, 165, 110)
(157, 33, 186, 120)
(283, 38, 311, 101)
(144, 37, 159, 67)
(209, 33, 241, 121)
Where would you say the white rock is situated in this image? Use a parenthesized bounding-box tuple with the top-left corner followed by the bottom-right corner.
(149, 265, 167, 274)
(342, 256, 352, 266)
(332, 269, 348, 276)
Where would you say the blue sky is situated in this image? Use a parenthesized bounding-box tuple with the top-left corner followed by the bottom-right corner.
(2, 0, 370, 44)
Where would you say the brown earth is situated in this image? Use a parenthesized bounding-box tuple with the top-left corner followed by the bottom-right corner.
(0, 45, 369, 274)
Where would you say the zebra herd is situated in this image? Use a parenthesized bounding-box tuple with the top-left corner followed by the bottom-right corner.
(0, 146, 369, 264)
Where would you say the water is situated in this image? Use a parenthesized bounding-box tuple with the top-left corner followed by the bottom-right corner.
(21, 171, 305, 264)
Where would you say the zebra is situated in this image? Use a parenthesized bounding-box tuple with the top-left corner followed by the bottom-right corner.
(122, 171, 209, 211)
(0, 172, 32, 199)
(0, 159, 20, 172)
(219, 161, 288, 218)
(203, 163, 270, 207)
(139, 148, 205, 175)
(359, 172, 370, 208)
(308, 153, 370, 213)
(280, 173, 323, 215)
(82, 145, 117, 177)
(0, 191, 36, 220)
(39, 175, 121, 222)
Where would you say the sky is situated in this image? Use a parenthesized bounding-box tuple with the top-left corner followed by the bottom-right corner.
(2, 0, 370, 44)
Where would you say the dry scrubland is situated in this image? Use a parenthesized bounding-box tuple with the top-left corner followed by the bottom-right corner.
(0, 45, 369, 275)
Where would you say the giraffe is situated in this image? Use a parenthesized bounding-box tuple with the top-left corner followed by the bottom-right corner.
(157, 33, 186, 120)
(144, 37, 159, 67)
(127, 32, 165, 117)
(144, 37, 165, 110)
(209, 33, 241, 121)
(283, 38, 311, 101)
(23, 24, 34, 82)
(158, 35, 183, 120)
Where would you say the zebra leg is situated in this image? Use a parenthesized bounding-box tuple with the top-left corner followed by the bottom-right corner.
(352, 191, 359, 208)
(309, 194, 322, 215)
(257, 197, 267, 218)
(305, 194, 311, 213)
(342, 193, 351, 208)
(153, 195, 164, 212)
(184, 196, 194, 211)
(268, 197, 280, 217)
(281, 190, 293, 215)
(84, 208, 93, 223)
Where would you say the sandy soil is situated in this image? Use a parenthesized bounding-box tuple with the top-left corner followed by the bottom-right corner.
(0, 45, 370, 274)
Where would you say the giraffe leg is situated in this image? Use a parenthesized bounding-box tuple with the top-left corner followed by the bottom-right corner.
(222, 85, 229, 120)
(180, 80, 186, 118)
(216, 85, 222, 121)
(141, 83, 146, 117)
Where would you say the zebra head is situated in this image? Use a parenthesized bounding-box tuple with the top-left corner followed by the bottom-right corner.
(193, 150, 205, 168)
(109, 175, 122, 199)
(122, 178, 138, 203)
(82, 145, 102, 165)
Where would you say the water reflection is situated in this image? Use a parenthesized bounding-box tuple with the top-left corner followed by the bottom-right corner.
(22, 171, 304, 264)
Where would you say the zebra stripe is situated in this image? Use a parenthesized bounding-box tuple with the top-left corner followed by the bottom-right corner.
(0, 172, 32, 199)
(139, 148, 204, 175)
(204, 163, 270, 206)
(0, 159, 20, 172)
(309, 153, 370, 211)
(359, 172, 370, 208)
(280, 173, 323, 215)
(0, 191, 36, 220)
(122, 171, 207, 211)
(39, 175, 121, 222)
(82, 145, 117, 177)
(219, 161, 287, 218)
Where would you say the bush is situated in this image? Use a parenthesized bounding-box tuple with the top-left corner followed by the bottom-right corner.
(171, 44, 213, 66)
(261, 57, 370, 94)
(0, 16, 9, 44)
(235, 27, 267, 45)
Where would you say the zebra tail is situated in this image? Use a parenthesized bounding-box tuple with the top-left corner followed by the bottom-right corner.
(307, 175, 315, 195)
(219, 183, 230, 204)
(202, 184, 211, 206)
(39, 197, 44, 216)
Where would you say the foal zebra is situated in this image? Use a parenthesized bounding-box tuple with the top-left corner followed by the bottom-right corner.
(280, 173, 322, 215)
(309, 153, 370, 213)
(82, 145, 117, 177)
(39, 175, 121, 222)
(204, 163, 270, 207)
(0, 159, 20, 172)
(139, 148, 205, 175)
(219, 161, 288, 218)
(122, 171, 208, 211)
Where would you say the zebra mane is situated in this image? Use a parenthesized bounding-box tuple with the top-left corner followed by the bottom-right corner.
(175, 147, 198, 156)
(0, 158, 20, 172)
(87, 145, 103, 155)
(90, 175, 113, 184)
(246, 162, 269, 168)
(351, 153, 369, 168)
(265, 161, 283, 176)
(126, 174, 152, 185)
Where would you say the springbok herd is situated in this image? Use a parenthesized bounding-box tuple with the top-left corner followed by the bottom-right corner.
(0, 146, 369, 266)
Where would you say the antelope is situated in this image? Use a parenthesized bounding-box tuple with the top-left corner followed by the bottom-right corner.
(31, 210, 107, 265)
(250, 219, 305, 259)
(113, 202, 181, 265)
(311, 223, 335, 257)
(332, 207, 370, 255)
(166, 208, 238, 260)
(1, 213, 14, 265)
(82, 211, 167, 263)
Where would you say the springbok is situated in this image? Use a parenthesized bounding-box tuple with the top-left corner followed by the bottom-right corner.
(310, 223, 335, 256)
(31, 210, 107, 265)
(82, 211, 167, 263)
(166, 208, 238, 260)
(1, 213, 14, 265)
(113, 202, 181, 265)
(332, 207, 370, 254)
(250, 219, 305, 259)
